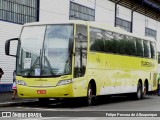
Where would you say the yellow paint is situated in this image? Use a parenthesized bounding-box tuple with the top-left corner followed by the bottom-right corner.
(16, 21, 158, 99)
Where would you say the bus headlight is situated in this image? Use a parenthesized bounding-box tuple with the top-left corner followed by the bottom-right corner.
(57, 79, 72, 86)
(16, 80, 27, 86)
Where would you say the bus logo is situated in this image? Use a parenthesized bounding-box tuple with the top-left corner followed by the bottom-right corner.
(141, 61, 154, 67)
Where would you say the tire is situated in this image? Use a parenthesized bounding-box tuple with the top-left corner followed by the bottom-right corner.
(136, 82, 142, 100)
(158, 79, 160, 96)
(86, 83, 94, 105)
(143, 82, 147, 97)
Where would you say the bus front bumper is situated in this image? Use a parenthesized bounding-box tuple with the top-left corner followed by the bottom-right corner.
(17, 84, 74, 98)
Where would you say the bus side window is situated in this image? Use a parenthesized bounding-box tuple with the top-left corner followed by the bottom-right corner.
(126, 36, 137, 56)
(90, 28, 104, 52)
(114, 33, 126, 55)
(104, 31, 115, 53)
(150, 42, 156, 59)
(143, 40, 151, 58)
(136, 38, 143, 57)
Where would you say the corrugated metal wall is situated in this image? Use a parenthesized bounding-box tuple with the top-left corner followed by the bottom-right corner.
(0, 21, 21, 84)
(0, 0, 160, 92)
(40, 0, 70, 22)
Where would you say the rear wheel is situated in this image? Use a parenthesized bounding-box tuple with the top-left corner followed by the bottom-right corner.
(143, 82, 148, 97)
(158, 79, 160, 96)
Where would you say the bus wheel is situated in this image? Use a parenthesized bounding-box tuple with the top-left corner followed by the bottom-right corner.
(158, 79, 160, 96)
(136, 82, 142, 100)
(143, 82, 148, 97)
(87, 83, 94, 105)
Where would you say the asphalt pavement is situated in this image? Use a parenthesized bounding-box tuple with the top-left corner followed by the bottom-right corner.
(0, 92, 36, 108)
(0, 91, 158, 108)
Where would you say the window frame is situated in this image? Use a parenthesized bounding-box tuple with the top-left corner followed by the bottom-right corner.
(0, 0, 39, 24)
(69, 2, 95, 21)
(145, 27, 157, 40)
(116, 17, 131, 32)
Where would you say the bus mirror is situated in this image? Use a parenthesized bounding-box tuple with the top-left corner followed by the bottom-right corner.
(5, 38, 19, 57)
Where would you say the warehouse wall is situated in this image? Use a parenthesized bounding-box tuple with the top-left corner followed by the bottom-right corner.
(95, 0, 115, 26)
(0, 0, 160, 92)
(40, 0, 70, 22)
(0, 21, 21, 92)
(0, 21, 21, 83)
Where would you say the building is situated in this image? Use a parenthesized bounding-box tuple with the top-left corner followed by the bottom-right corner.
(0, 0, 159, 92)
(0, 0, 39, 92)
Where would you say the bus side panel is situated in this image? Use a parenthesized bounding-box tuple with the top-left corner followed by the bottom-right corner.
(87, 52, 157, 95)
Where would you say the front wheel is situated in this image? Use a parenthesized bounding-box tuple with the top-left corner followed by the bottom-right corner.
(136, 82, 142, 100)
(87, 84, 93, 105)
(86, 83, 95, 105)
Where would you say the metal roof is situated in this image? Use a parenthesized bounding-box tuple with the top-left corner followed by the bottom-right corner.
(109, 0, 160, 21)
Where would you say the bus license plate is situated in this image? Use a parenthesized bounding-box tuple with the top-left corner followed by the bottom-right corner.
(37, 90, 46, 94)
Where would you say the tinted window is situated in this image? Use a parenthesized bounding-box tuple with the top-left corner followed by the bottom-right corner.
(150, 42, 156, 59)
(136, 39, 143, 57)
(126, 36, 137, 56)
(143, 40, 151, 58)
(104, 31, 116, 53)
(115, 33, 126, 54)
(90, 28, 104, 52)
(90, 27, 155, 59)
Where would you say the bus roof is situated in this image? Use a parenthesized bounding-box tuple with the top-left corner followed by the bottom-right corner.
(24, 20, 155, 42)
(23, 20, 87, 26)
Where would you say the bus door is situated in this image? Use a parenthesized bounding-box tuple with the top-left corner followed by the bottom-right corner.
(73, 24, 88, 96)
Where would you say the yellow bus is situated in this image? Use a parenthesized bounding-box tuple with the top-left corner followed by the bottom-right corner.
(5, 20, 158, 105)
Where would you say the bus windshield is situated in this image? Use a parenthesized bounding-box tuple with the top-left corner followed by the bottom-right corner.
(17, 24, 73, 77)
